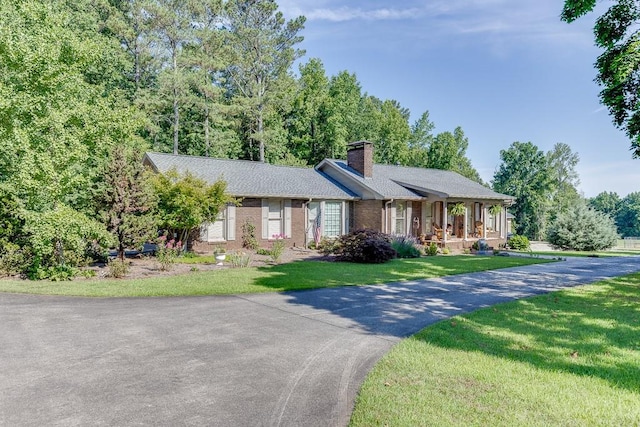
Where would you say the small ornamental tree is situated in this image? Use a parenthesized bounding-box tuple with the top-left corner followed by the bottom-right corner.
(547, 203, 619, 251)
(151, 168, 232, 250)
(97, 147, 157, 261)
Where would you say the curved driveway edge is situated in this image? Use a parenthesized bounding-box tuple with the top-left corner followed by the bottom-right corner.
(1, 256, 639, 426)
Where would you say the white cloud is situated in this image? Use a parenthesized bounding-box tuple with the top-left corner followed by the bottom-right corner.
(278, 0, 596, 50)
(279, 4, 424, 22)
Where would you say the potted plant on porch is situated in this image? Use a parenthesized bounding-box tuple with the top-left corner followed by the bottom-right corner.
(449, 202, 466, 216)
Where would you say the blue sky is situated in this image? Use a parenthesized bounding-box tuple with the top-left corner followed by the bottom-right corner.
(278, 0, 640, 198)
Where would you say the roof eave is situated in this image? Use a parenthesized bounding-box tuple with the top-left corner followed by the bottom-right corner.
(316, 161, 386, 200)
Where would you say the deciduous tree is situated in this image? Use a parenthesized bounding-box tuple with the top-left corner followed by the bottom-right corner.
(562, 0, 640, 157)
(493, 142, 552, 239)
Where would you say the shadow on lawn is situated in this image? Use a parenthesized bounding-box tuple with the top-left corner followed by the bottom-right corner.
(413, 274, 640, 392)
(251, 257, 640, 391)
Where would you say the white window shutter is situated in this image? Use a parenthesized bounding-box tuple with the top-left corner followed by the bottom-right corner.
(390, 202, 397, 234)
(284, 199, 292, 238)
(226, 205, 236, 241)
(406, 203, 413, 235)
(261, 199, 269, 239)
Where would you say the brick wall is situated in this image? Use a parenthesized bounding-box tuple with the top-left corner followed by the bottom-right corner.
(193, 198, 307, 253)
(353, 199, 383, 230)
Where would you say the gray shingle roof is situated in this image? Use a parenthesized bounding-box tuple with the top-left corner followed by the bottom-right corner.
(319, 159, 513, 201)
(144, 152, 357, 200)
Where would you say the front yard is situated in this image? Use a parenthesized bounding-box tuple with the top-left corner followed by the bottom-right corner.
(350, 272, 640, 426)
(0, 255, 552, 297)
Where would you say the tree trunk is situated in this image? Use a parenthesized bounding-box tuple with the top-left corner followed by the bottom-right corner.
(204, 103, 210, 157)
(172, 43, 179, 155)
(258, 105, 265, 162)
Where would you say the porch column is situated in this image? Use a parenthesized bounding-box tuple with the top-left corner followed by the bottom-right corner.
(500, 207, 505, 239)
(463, 204, 468, 241)
(482, 205, 487, 238)
(443, 201, 448, 245)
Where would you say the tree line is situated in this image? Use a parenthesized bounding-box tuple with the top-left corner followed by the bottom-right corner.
(492, 141, 639, 243)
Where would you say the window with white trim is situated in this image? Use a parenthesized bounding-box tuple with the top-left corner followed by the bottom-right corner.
(268, 199, 282, 237)
(395, 201, 406, 234)
(201, 204, 236, 242)
(323, 202, 342, 237)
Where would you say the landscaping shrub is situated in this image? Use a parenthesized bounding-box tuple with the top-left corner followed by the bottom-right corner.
(547, 203, 618, 251)
(27, 264, 80, 281)
(319, 237, 340, 255)
(269, 235, 286, 263)
(425, 242, 438, 256)
(241, 219, 259, 250)
(391, 235, 421, 258)
(228, 251, 252, 268)
(107, 259, 130, 278)
(330, 229, 397, 263)
(0, 243, 30, 276)
(507, 234, 530, 251)
(156, 236, 182, 270)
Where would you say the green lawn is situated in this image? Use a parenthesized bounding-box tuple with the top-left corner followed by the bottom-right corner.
(0, 256, 551, 297)
(350, 273, 640, 426)
(527, 249, 640, 258)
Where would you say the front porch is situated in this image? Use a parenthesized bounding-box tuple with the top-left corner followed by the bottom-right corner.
(419, 232, 507, 251)
(416, 199, 510, 250)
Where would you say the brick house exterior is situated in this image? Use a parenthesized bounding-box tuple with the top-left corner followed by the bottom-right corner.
(144, 141, 514, 252)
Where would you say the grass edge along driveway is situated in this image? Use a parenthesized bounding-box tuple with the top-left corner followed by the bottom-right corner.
(0, 256, 552, 297)
(350, 272, 640, 426)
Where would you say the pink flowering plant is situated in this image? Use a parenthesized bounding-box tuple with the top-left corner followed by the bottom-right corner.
(270, 234, 287, 264)
(156, 235, 182, 271)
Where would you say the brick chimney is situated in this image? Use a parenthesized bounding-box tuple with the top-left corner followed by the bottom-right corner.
(347, 141, 373, 178)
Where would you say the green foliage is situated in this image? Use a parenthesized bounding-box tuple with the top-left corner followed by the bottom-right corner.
(241, 218, 259, 250)
(448, 202, 466, 216)
(391, 235, 421, 258)
(562, 0, 640, 157)
(589, 191, 621, 218)
(493, 141, 552, 239)
(546, 143, 581, 218)
(228, 251, 252, 268)
(507, 234, 531, 251)
(269, 237, 286, 264)
(425, 242, 439, 256)
(488, 204, 503, 216)
(225, 0, 306, 162)
(547, 203, 619, 251)
(616, 192, 640, 237)
(331, 229, 397, 263)
(151, 168, 231, 247)
(24, 205, 112, 269)
(0, 243, 30, 277)
(155, 236, 182, 271)
(97, 147, 157, 261)
(425, 127, 483, 183)
(107, 259, 130, 278)
(28, 265, 81, 281)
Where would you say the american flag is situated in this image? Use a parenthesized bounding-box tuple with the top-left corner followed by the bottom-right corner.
(313, 209, 322, 246)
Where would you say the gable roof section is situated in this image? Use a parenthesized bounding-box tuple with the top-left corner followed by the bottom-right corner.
(144, 152, 357, 200)
(318, 159, 513, 201)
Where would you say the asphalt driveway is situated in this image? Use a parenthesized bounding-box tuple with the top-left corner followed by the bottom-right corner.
(1, 256, 639, 426)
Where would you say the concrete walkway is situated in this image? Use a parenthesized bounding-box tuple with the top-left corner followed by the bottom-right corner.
(1, 256, 639, 426)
